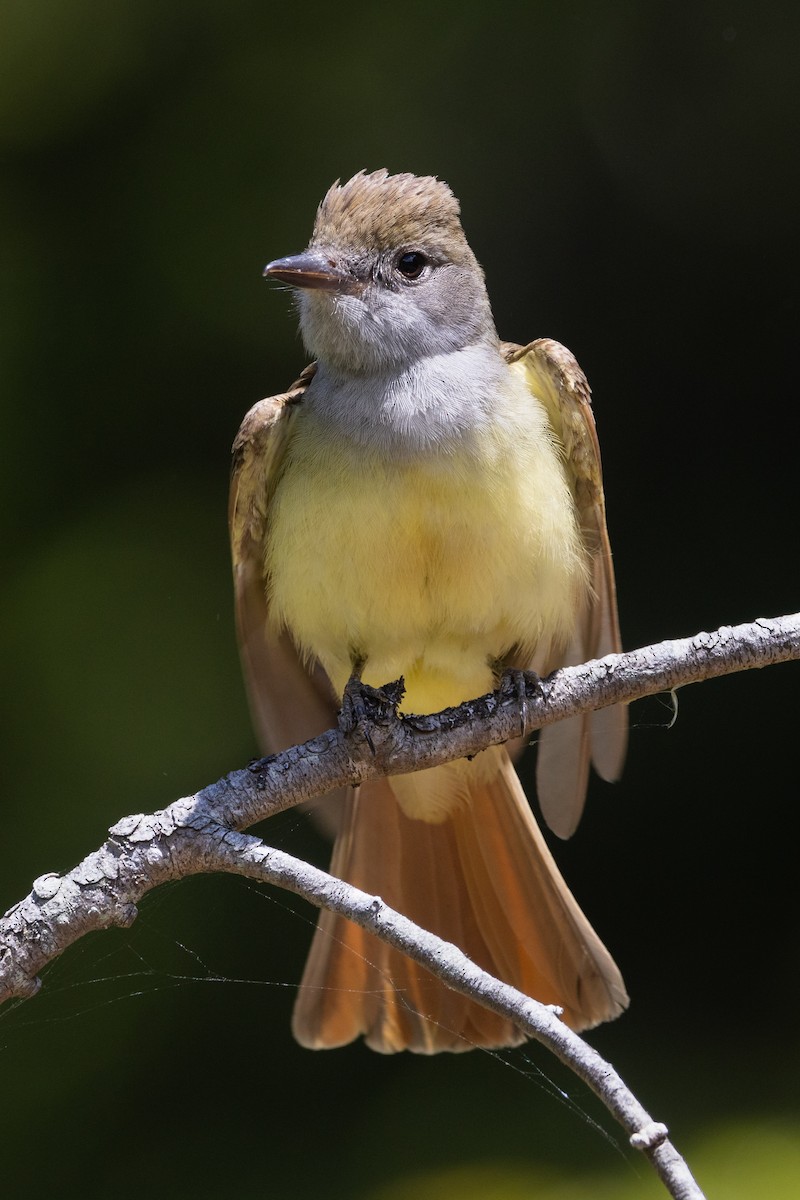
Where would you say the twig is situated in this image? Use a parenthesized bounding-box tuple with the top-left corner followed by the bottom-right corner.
(2, 614, 798, 1196)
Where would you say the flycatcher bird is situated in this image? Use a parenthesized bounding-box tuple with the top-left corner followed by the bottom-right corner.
(229, 169, 628, 1053)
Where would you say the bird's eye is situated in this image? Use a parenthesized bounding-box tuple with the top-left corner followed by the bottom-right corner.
(396, 251, 429, 280)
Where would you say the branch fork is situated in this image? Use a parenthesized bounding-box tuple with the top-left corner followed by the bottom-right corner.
(3, 614, 799, 1199)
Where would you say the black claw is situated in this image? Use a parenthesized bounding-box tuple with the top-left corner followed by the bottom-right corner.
(338, 673, 404, 753)
(498, 668, 541, 737)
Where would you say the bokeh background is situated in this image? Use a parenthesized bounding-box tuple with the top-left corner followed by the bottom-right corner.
(2, 2, 798, 1197)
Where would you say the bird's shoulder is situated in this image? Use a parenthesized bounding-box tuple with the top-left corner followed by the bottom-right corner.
(229, 362, 316, 536)
(501, 338, 604, 549)
(231, 363, 315, 470)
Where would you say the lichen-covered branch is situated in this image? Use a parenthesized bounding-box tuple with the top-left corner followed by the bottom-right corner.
(1, 614, 798, 1198)
(2, 613, 797, 1005)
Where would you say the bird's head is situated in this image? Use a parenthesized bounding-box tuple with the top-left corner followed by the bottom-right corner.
(264, 169, 497, 376)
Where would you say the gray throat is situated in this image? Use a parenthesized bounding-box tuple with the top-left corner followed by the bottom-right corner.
(304, 342, 510, 458)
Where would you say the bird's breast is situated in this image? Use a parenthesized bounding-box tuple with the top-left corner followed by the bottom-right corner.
(265, 375, 587, 711)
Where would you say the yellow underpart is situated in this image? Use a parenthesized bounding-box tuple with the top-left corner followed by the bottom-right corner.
(266, 362, 587, 718)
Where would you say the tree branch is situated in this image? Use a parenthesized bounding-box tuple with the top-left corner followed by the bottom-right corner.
(2, 614, 798, 1198)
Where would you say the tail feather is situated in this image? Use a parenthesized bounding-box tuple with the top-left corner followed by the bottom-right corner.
(292, 750, 627, 1053)
(452, 754, 627, 1028)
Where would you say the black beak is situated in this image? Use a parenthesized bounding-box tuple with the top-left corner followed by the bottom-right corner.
(263, 250, 360, 293)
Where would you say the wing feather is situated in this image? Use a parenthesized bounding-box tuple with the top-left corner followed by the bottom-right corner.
(502, 339, 628, 838)
(229, 364, 340, 760)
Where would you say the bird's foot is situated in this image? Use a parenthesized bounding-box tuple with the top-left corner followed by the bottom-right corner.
(498, 668, 542, 737)
(339, 673, 405, 752)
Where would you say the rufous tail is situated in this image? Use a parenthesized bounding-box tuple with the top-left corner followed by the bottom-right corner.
(291, 748, 628, 1053)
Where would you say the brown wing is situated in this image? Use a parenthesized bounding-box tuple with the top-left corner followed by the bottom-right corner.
(229, 363, 340, 777)
(501, 339, 628, 839)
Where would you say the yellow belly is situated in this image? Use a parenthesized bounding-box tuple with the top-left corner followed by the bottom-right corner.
(266, 371, 586, 713)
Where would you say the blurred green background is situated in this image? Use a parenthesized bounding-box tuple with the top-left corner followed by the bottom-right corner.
(1, 2, 798, 1196)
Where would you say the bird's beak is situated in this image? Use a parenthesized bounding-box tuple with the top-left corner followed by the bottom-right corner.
(263, 250, 360, 293)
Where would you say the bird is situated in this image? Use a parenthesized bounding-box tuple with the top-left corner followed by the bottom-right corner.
(229, 169, 629, 1053)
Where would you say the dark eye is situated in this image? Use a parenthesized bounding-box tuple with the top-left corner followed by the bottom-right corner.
(396, 251, 428, 280)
